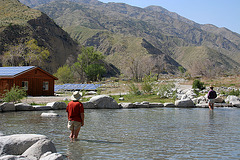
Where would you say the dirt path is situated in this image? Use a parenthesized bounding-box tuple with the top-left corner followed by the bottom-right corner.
(21, 82, 192, 104)
(22, 95, 71, 104)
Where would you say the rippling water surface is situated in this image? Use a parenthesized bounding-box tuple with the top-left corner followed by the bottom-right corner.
(1, 108, 240, 159)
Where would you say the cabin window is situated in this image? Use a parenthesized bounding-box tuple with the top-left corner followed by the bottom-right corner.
(22, 81, 28, 90)
(43, 81, 49, 91)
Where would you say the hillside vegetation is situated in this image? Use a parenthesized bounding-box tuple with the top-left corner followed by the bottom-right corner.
(29, 0, 240, 77)
(0, 0, 79, 73)
(0, 0, 41, 27)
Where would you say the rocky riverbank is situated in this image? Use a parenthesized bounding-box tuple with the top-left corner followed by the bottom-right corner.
(1, 93, 240, 113)
(0, 134, 66, 160)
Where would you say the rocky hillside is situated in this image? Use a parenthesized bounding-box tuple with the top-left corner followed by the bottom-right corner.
(16, 0, 240, 76)
(27, 0, 240, 76)
(0, 0, 79, 73)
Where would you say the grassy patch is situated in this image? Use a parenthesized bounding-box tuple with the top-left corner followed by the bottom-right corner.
(110, 94, 174, 104)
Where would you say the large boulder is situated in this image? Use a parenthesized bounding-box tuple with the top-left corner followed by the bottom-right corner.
(185, 89, 197, 99)
(82, 102, 96, 109)
(89, 95, 120, 109)
(15, 103, 33, 111)
(0, 102, 15, 112)
(192, 96, 207, 104)
(22, 139, 56, 160)
(175, 98, 195, 108)
(0, 134, 65, 160)
(0, 134, 47, 155)
(46, 102, 67, 110)
(215, 96, 224, 103)
(225, 95, 240, 107)
(225, 95, 240, 103)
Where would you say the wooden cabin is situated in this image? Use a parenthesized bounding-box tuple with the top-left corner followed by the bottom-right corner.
(0, 66, 58, 96)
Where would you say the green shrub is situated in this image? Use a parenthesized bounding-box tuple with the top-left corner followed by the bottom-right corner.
(192, 79, 205, 90)
(3, 85, 27, 103)
(157, 83, 175, 98)
(128, 82, 141, 95)
(142, 74, 156, 94)
(229, 89, 240, 96)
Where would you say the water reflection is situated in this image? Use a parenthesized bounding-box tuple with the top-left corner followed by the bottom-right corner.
(1, 108, 240, 159)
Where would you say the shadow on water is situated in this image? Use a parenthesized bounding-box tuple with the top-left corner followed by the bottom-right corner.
(79, 139, 124, 144)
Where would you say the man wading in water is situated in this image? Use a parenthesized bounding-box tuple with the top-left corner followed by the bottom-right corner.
(207, 86, 217, 110)
(66, 91, 84, 140)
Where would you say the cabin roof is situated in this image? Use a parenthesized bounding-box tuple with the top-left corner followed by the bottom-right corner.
(0, 66, 58, 80)
(0, 66, 36, 77)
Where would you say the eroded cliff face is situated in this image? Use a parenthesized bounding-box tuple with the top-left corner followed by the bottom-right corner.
(0, 12, 79, 73)
(27, 13, 79, 73)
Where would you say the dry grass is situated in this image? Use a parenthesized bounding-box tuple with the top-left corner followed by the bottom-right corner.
(198, 76, 240, 88)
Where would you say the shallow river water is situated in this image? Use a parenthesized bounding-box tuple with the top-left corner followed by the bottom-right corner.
(1, 107, 240, 159)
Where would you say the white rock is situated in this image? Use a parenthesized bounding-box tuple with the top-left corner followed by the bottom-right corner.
(46, 102, 67, 110)
(32, 106, 52, 111)
(40, 112, 59, 117)
(141, 101, 149, 105)
(0, 134, 47, 155)
(225, 95, 240, 103)
(215, 96, 224, 103)
(87, 91, 97, 95)
(175, 98, 195, 108)
(196, 103, 208, 108)
(89, 95, 120, 109)
(0, 102, 15, 112)
(120, 103, 135, 109)
(230, 101, 240, 107)
(164, 103, 176, 107)
(0, 155, 31, 160)
(15, 103, 33, 111)
(40, 151, 66, 160)
(119, 97, 124, 101)
(22, 139, 56, 160)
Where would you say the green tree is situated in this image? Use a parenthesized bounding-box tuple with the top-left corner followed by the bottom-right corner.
(178, 66, 185, 76)
(3, 39, 50, 67)
(73, 46, 106, 82)
(85, 64, 106, 81)
(3, 85, 27, 103)
(142, 73, 157, 94)
(54, 65, 74, 84)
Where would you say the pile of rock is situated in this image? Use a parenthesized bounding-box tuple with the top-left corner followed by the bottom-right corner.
(0, 102, 67, 112)
(0, 134, 66, 160)
(1, 92, 240, 112)
(175, 87, 240, 108)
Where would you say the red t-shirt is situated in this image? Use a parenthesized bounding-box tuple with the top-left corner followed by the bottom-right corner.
(66, 101, 84, 122)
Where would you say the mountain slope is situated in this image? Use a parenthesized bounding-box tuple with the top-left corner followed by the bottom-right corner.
(22, 0, 240, 76)
(174, 46, 240, 76)
(0, 0, 79, 73)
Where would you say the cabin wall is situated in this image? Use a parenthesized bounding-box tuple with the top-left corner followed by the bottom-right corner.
(0, 68, 56, 97)
(0, 79, 14, 96)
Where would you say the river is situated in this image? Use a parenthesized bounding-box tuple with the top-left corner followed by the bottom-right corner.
(1, 108, 240, 159)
